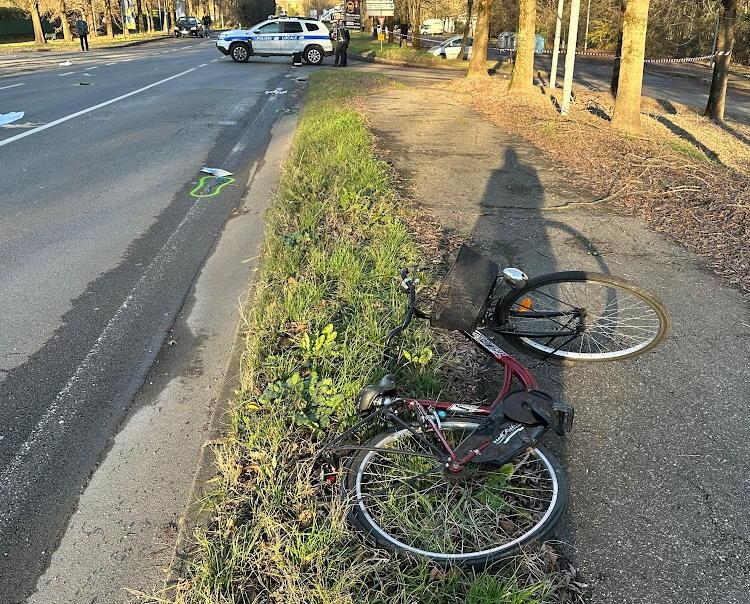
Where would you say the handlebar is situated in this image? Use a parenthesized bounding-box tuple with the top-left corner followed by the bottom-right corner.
(385, 269, 426, 354)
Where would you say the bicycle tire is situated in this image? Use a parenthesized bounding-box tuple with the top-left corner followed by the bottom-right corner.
(494, 271, 670, 362)
(343, 420, 567, 566)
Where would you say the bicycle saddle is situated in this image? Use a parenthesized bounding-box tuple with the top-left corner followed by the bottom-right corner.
(356, 374, 397, 413)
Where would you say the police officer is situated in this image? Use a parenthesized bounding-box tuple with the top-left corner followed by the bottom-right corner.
(332, 21, 350, 67)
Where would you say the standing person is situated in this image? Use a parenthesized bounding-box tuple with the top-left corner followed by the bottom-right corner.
(202, 14, 212, 37)
(75, 15, 89, 51)
(332, 22, 350, 67)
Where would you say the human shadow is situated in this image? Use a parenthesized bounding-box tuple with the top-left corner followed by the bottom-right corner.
(463, 147, 612, 569)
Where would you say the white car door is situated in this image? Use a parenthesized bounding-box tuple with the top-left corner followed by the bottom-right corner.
(252, 21, 283, 54)
(281, 21, 305, 53)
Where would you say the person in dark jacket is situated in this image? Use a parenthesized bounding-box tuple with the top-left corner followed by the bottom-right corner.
(75, 16, 89, 51)
(202, 14, 212, 37)
(332, 22, 350, 67)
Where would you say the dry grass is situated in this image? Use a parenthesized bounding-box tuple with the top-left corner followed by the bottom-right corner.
(445, 78, 750, 294)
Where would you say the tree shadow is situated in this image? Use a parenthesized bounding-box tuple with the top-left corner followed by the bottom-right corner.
(649, 114, 722, 163)
(717, 120, 750, 146)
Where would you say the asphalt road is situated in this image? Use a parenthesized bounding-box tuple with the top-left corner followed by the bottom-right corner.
(0, 38, 302, 601)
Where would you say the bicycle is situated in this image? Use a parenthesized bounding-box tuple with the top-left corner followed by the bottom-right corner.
(321, 244, 668, 566)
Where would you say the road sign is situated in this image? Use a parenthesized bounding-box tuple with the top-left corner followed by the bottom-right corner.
(345, 0, 361, 29)
(365, 0, 394, 17)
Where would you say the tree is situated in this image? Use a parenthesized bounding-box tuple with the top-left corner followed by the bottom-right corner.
(104, 0, 114, 36)
(457, 0, 473, 61)
(88, 0, 97, 36)
(705, 0, 737, 121)
(509, 0, 536, 91)
(610, 0, 650, 133)
(407, 0, 422, 49)
(31, 0, 47, 42)
(234, 0, 274, 26)
(610, 0, 625, 96)
(58, 0, 73, 39)
(466, 0, 489, 76)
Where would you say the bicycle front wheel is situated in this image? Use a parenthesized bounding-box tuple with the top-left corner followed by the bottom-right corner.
(494, 272, 669, 362)
(344, 421, 566, 566)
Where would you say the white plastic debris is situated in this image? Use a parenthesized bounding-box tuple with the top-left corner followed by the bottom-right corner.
(0, 111, 24, 126)
(59, 60, 72, 66)
(265, 88, 288, 95)
(201, 167, 234, 178)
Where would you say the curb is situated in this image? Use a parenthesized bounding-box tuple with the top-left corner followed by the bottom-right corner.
(163, 110, 301, 593)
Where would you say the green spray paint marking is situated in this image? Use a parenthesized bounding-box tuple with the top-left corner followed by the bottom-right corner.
(190, 175, 236, 198)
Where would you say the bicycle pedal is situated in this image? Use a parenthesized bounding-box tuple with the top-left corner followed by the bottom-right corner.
(552, 400, 575, 435)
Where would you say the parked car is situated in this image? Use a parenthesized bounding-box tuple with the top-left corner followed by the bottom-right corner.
(216, 16, 333, 65)
(174, 16, 205, 38)
(427, 35, 473, 59)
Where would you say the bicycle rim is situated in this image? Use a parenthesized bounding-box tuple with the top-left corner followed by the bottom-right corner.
(350, 421, 560, 563)
(502, 274, 668, 361)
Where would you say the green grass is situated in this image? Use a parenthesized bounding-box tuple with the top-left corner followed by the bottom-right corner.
(161, 70, 555, 604)
(348, 31, 506, 72)
(0, 31, 168, 54)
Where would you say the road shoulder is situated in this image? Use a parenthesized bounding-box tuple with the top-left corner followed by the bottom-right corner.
(27, 112, 298, 604)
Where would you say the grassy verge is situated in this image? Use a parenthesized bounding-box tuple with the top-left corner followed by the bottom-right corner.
(348, 31, 506, 72)
(0, 32, 168, 54)
(163, 70, 559, 604)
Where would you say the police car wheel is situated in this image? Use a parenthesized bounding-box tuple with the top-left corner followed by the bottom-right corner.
(304, 45, 324, 65)
(230, 42, 250, 63)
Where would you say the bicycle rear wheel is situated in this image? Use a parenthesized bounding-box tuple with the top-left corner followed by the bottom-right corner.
(344, 420, 566, 566)
(494, 272, 669, 362)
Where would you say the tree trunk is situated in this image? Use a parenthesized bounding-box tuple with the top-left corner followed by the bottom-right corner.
(60, 0, 73, 40)
(410, 0, 421, 49)
(611, 0, 650, 133)
(31, 2, 47, 44)
(147, 0, 154, 31)
(123, 0, 131, 37)
(89, 0, 98, 36)
(466, 0, 490, 76)
(610, 0, 626, 96)
(136, 0, 143, 31)
(509, 0, 536, 91)
(105, 0, 114, 37)
(457, 0, 473, 61)
(705, 0, 737, 121)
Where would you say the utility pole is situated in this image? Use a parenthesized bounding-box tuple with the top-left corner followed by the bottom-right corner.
(583, 0, 591, 52)
(561, 0, 581, 115)
(550, 0, 564, 89)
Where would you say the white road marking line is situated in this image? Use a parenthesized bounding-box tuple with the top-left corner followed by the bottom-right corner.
(58, 71, 75, 76)
(210, 58, 219, 62)
(0, 67, 196, 148)
(0, 82, 25, 90)
(120, 58, 133, 62)
(0, 169, 212, 531)
(88, 66, 99, 70)
(105, 61, 116, 65)
(199, 63, 207, 67)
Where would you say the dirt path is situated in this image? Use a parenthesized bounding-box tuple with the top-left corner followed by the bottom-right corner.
(361, 76, 750, 604)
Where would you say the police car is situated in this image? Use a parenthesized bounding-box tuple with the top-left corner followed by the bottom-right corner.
(216, 16, 333, 65)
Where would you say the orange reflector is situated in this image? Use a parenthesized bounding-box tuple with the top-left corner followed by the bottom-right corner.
(517, 298, 534, 312)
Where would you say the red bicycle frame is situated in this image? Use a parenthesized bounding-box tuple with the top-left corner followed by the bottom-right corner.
(405, 329, 537, 416)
